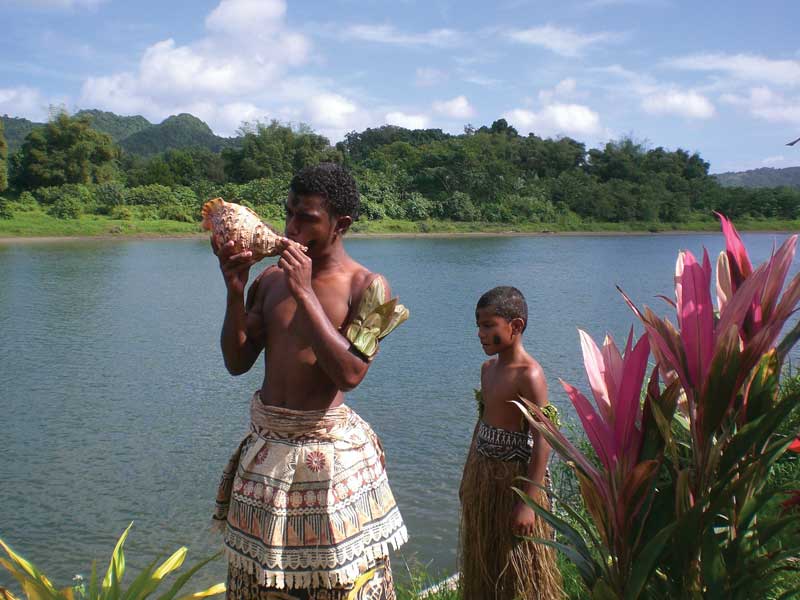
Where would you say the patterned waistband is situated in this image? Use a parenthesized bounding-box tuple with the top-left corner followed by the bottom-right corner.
(249, 391, 354, 440)
(475, 420, 533, 462)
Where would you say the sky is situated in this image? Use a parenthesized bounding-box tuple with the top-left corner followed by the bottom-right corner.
(0, 0, 798, 174)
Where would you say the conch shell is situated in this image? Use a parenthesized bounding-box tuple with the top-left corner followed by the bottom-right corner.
(201, 198, 291, 259)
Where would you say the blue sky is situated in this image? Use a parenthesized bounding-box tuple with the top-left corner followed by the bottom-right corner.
(1, 0, 798, 173)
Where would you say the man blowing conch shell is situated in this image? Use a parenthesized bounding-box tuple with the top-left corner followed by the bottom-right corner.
(209, 163, 409, 600)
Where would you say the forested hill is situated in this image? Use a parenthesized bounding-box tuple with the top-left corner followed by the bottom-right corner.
(0, 111, 235, 156)
(714, 166, 800, 190)
(1, 115, 39, 153)
(118, 113, 235, 155)
(75, 109, 152, 142)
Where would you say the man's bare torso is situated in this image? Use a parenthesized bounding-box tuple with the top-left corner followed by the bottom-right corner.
(246, 260, 373, 410)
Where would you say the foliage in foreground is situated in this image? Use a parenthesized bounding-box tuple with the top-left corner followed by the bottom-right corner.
(516, 215, 800, 598)
(0, 523, 224, 600)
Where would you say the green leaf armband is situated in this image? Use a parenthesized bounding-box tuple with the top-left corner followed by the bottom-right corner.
(540, 403, 561, 428)
(345, 277, 409, 360)
(474, 388, 484, 419)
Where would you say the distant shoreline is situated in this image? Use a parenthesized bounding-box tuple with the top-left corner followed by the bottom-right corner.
(1, 228, 797, 244)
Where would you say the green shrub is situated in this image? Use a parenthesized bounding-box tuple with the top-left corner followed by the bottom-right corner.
(35, 184, 96, 213)
(135, 205, 160, 220)
(94, 181, 127, 214)
(437, 192, 481, 221)
(159, 203, 195, 223)
(0, 197, 13, 219)
(360, 197, 388, 220)
(48, 194, 84, 219)
(16, 191, 39, 212)
(404, 192, 434, 220)
(125, 184, 174, 207)
(238, 177, 290, 207)
(110, 206, 134, 220)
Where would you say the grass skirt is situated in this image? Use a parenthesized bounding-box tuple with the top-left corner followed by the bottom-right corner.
(459, 447, 563, 600)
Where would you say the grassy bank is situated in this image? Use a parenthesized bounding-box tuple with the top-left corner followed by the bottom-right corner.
(1, 210, 799, 239)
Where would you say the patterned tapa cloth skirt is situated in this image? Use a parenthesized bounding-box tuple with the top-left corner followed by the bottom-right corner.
(226, 556, 394, 600)
(214, 393, 407, 597)
(459, 421, 563, 600)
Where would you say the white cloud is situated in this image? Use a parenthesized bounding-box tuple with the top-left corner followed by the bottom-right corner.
(307, 94, 358, 129)
(582, 0, 670, 8)
(432, 95, 475, 119)
(508, 25, 621, 57)
(538, 78, 577, 103)
(9, 0, 106, 8)
(504, 103, 601, 137)
(762, 155, 786, 165)
(721, 87, 800, 124)
(415, 67, 446, 87)
(205, 0, 285, 35)
(384, 111, 431, 129)
(78, 0, 322, 136)
(598, 64, 720, 121)
(641, 89, 715, 119)
(0, 86, 51, 121)
(342, 24, 461, 47)
(666, 53, 800, 87)
(460, 72, 502, 87)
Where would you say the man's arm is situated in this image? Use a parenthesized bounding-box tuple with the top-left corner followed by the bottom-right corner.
(512, 364, 552, 536)
(278, 245, 370, 391)
(215, 240, 265, 375)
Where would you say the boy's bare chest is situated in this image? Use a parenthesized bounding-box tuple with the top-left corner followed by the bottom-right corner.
(481, 365, 521, 406)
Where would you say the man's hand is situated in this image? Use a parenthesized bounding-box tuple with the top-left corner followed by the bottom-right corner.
(511, 501, 538, 537)
(213, 239, 256, 298)
(278, 244, 314, 301)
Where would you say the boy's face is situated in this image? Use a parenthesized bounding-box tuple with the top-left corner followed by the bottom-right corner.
(475, 306, 523, 355)
(284, 192, 349, 258)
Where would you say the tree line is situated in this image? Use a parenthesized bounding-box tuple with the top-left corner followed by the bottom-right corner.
(1, 110, 798, 224)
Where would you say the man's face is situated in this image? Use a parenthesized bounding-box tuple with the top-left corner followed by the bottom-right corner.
(475, 307, 516, 356)
(284, 193, 336, 257)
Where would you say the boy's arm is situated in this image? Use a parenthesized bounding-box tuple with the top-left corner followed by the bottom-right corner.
(279, 245, 371, 391)
(512, 364, 552, 536)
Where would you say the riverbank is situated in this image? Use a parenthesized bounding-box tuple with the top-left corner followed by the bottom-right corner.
(1, 212, 798, 242)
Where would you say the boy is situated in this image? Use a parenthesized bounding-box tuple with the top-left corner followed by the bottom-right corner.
(459, 286, 562, 600)
(212, 163, 409, 599)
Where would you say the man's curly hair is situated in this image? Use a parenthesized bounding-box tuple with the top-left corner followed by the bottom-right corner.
(289, 163, 360, 220)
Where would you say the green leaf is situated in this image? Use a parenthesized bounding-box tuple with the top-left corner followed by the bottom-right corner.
(700, 323, 741, 441)
(776, 587, 800, 600)
(102, 523, 133, 600)
(88, 561, 98, 600)
(512, 486, 601, 587)
(590, 579, 619, 600)
(624, 523, 676, 600)
(119, 556, 161, 600)
(154, 553, 222, 600)
(718, 402, 791, 477)
(776, 319, 800, 365)
(173, 584, 225, 600)
(521, 537, 601, 590)
(700, 528, 727, 593)
(744, 350, 780, 422)
(0, 537, 56, 593)
(524, 478, 604, 552)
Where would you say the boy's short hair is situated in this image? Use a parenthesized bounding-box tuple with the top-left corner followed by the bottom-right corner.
(290, 163, 360, 220)
(476, 286, 528, 332)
